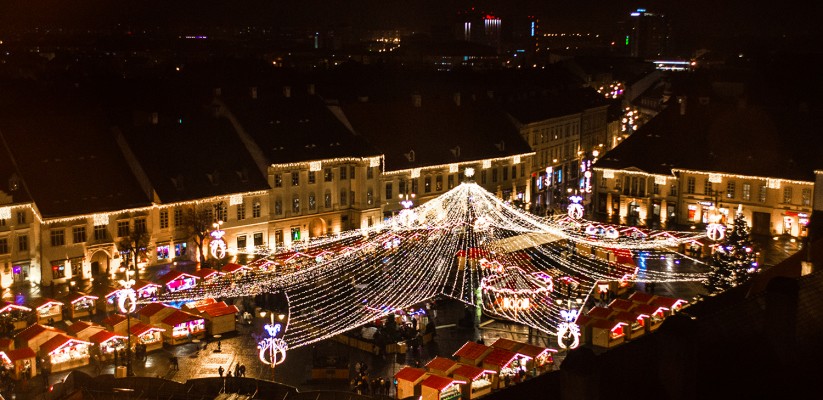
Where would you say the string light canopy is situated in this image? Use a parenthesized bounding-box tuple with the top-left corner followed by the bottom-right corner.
(150, 177, 707, 350)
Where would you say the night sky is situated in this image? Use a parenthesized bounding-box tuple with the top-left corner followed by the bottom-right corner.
(0, 0, 819, 43)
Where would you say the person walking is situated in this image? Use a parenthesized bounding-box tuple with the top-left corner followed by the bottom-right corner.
(218, 365, 224, 377)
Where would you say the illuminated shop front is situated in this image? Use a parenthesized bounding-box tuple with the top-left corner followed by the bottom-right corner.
(0, 301, 33, 331)
(158, 271, 200, 292)
(63, 292, 99, 319)
(89, 330, 127, 360)
(0, 347, 37, 380)
(420, 374, 463, 400)
(30, 298, 64, 324)
(130, 323, 165, 352)
(452, 364, 495, 399)
(394, 366, 428, 400)
(134, 280, 161, 300)
(480, 348, 531, 389)
(40, 334, 91, 373)
(97, 287, 120, 314)
(160, 310, 205, 345)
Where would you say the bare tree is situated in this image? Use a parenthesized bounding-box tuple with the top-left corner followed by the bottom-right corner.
(182, 204, 215, 266)
(117, 228, 151, 275)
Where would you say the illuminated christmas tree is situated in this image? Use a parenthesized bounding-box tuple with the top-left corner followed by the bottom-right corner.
(705, 207, 758, 294)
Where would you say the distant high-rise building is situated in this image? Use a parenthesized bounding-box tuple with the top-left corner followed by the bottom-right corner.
(628, 8, 669, 59)
(457, 9, 502, 53)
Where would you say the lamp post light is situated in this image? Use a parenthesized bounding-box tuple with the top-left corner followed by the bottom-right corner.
(117, 269, 138, 377)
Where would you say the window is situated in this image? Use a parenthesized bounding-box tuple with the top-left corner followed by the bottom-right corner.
(670, 184, 678, 196)
(653, 183, 660, 195)
(802, 188, 811, 206)
(367, 189, 373, 205)
(424, 176, 431, 193)
(492, 169, 498, 183)
(236, 203, 246, 220)
(174, 208, 183, 226)
(411, 179, 418, 194)
(94, 225, 107, 241)
(703, 179, 711, 195)
(367, 167, 374, 179)
(253, 232, 263, 246)
(291, 227, 301, 241)
(156, 244, 170, 260)
(503, 167, 508, 181)
(159, 210, 169, 229)
(742, 183, 751, 201)
(783, 187, 793, 204)
(324, 168, 333, 182)
(275, 199, 282, 215)
(274, 173, 282, 188)
(340, 191, 347, 206)
(73, 226, 87, 243)
(340, 166, 347, 180)
(687, 177, 695, 194)
(350, 166, 355, 179)
(134, 218, 147, 234)
(51, 229, 65, 247)
(448, 175, 454, 190)
(17, 211, 25, 224)
(309, 193, 316, 210)
(308, 171, 316, 184)
(725, 181, 735, 199)
(436, 175, 443, 191)
(291, 172, 299, 186)
(0, 218, 4, 227)
(520, 164, 525, 177)
(275, 230, 283, 245)
(252, 201, 261, 218)
(52, 263, 66, 279)
(117, 221, 130, 237)
(512, 166, 517, 180)
(0, 238, 7, 254)
(324, 192, 331, 208)
(398, 181, 406, 196)
(237, 235, 247, 250)
(385, 183, 393, 200)
(215, 203, 227, 222)
(759, 184, 767, 203)
(175, 243, 187, 257)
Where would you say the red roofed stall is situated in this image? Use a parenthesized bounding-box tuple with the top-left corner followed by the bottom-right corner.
(137, 303, 176, 325)
(453, 341, 493, 366)
(480, 348, 530, 389)
(0, 347, 37, 380)
(425, 356, 460, 376)
(102, 314, 141, 335)
(0, 301, 32, 331)
(39, 333, 92, 372)
(610, 310, 648, 341)
(65, 320, 104, 341)
(420, 374, 464, 400)
(452, 364, 495, 399)
(631, 303, 668, 332)
(651, 296, 689, 316)
(159, 310, 205, 345)
(62, 292, 99, 319)
(158, 270, 199, 292)
(394, 366, 428, 399)
(29, 298, 64, 324)
(89, 330, 127, 360)
(130, 323, 165, 352)
(94, 286, 121, 314)
(15, 324, 64, 352)
(589, 318, 628, 348)
(193, 268, 224, 282)
(517, 343, 557, 374)
(133, 279, 162, 300)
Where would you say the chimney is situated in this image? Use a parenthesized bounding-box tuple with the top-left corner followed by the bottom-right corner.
(677, 96, 687, 116)
(453, 92, 461, 106)
(214, 87, 222, 96)
(151, 112, 159, 125)
(307, 83, 315, 95)
(250, 87, 258, 99)
(412, 94, 422, 108)
(283, 86, 291, 98)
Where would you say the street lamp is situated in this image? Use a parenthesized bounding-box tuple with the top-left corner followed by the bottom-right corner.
(117, 269, 138, 377)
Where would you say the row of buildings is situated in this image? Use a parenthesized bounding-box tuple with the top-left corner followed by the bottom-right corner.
(0, 74, 615, 288)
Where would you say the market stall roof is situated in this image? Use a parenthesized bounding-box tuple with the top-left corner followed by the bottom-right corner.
(0, 301, 31, 313)
(29, 298, 65, 310)
(157, 270, 199, 286)
(221, 263, 250, 274)
(651, 296, 688, 310)
(1, 347, 36, 363)
(608, 298, 635, 312)
(631, 303, 669, 317)
(490, 338, 522, 352)
(587, 306, 615, 319)
(130, 322, 165, 336)
(202, 304, 239, 318)
(421, 375, 461, 392)
(137, 303, 170, 318)
(395, 366, 427, 383)
(425, 356, 458, 372)
(62, 291, 99, 304)
(193, 268, 223, 280)
(15, 324, 65, 343)
(482, 348, 523, 368)
(0, 338, 12, 351)
(452, 364, 494, 380)
(611, 310, 647, 324)
(628, 291, 656, 304)
(453, 341, 492, 360)
(89, 330, 127, 345)
(590, 319, 628, 332)
(134, 279, 162, 290)
(96, 286, 120, 299)
(66, 321, 102, 336)
(517, 343, 557, 359)
(102, 314, 129, 326)
(40, 334, 92, 355)
(162, 310, 202, 326)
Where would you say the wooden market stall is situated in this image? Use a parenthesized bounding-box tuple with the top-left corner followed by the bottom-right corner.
(158, 310, 206, 345)
(65, 320, 105, 341)
(394, 366, 428, 400)
(133, 280, 162, 300)
(130, 323, 165, 352)
(453, 341, 493, 366)
(587, 306, 615, 320)
(197, 302, 239, 336)
(39, 333, 92, 373)
(193, 268, 223, 283)
(62, 292, 99, 319)
(15, 324, 65, 352)
(420, 374, 463, 400)
(480, 348, 529, 389)
(221, 263, 252, 277)
(627, 291, 656, 305)
(29, 298, 64, 324)
(589, 318, 628, 349)
(137, 303, 176, 325)
(610, 311, 647, 341)
(89, 330, 127, 361)
(0, 347, 37, 380)
(608, 298, 635, 313)
(651, 296, 689, 316)
(489, 337, 521, 352)
(102, 314, 141, 335)
(0, 301, 33, 331)
(157, 270, 199, 293)
(452, 364, 495, 399)
(95, 286, 120, 314)
(425, 356, 460, 377)
(631, 303, 668, 332)
(516, 343, 556, 375)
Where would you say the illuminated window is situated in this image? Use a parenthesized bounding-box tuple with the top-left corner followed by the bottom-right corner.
(134, 218, 147, 234)
(52, 263, 66, 279)
(0, 238, 7, 254)
(704, 179, 712, 195)
(309, 193, 316, 210)
(367, 189, 373, 205)
(783, 187, 793, 204)
(291, 172, 299, 186)
(726, 181, 735, 199)
(215, 203, 227, 222)
(253, 232, 263, 246)
(174, 208, 183, 226)
(174, 243, 187, 257)
(436, 175, 443, 191)
(802, 188, 811, 206)
(308, 171, 316, 184)
(425, 176, 431, 193)
(324, 168, 333, 182)
(252, 201, 261, 218)
(274, 173, 282, 188)
(291, 227, 301, 241)
(156, 244, 170, 260)
(448, 175, 454, 189)
(50, 229, 65, 247)
(236, 235, 247, 250)
(669, 183, 678, 197)
(324, 192, 331, 208)
(159, 210, 169, 229)
(742, 183, 751, 201)
(759, 184, 767, 203)
(72, 226, 87, 244)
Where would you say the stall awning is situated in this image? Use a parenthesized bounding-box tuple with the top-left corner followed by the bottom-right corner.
(41, 334, 91, 355)
(157, 270, 199, 286)
(517, 343, 556, 359)
(30, 298, 64, 311)
(137, 303, 170, 318)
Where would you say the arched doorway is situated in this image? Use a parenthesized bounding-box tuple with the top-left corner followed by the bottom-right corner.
(89, 250, 111, 278)
(309, 218, 327, 238)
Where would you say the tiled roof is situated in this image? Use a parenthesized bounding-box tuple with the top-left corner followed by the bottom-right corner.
(587, 306, 615, 319)
(425, 357, 458, 372)
(453, 341, 491, 360)
(102, 314, 128, 326)
(421, 374, 457, 392)
(40, 334, 91, 355)
(203, 304, 239, 318)
(628, 291, 656, 304)
(481, 348, 519, 368)
(15, 324, 64, 343)
(394, 366, 427, 383)
(608, 298, 635, 311)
